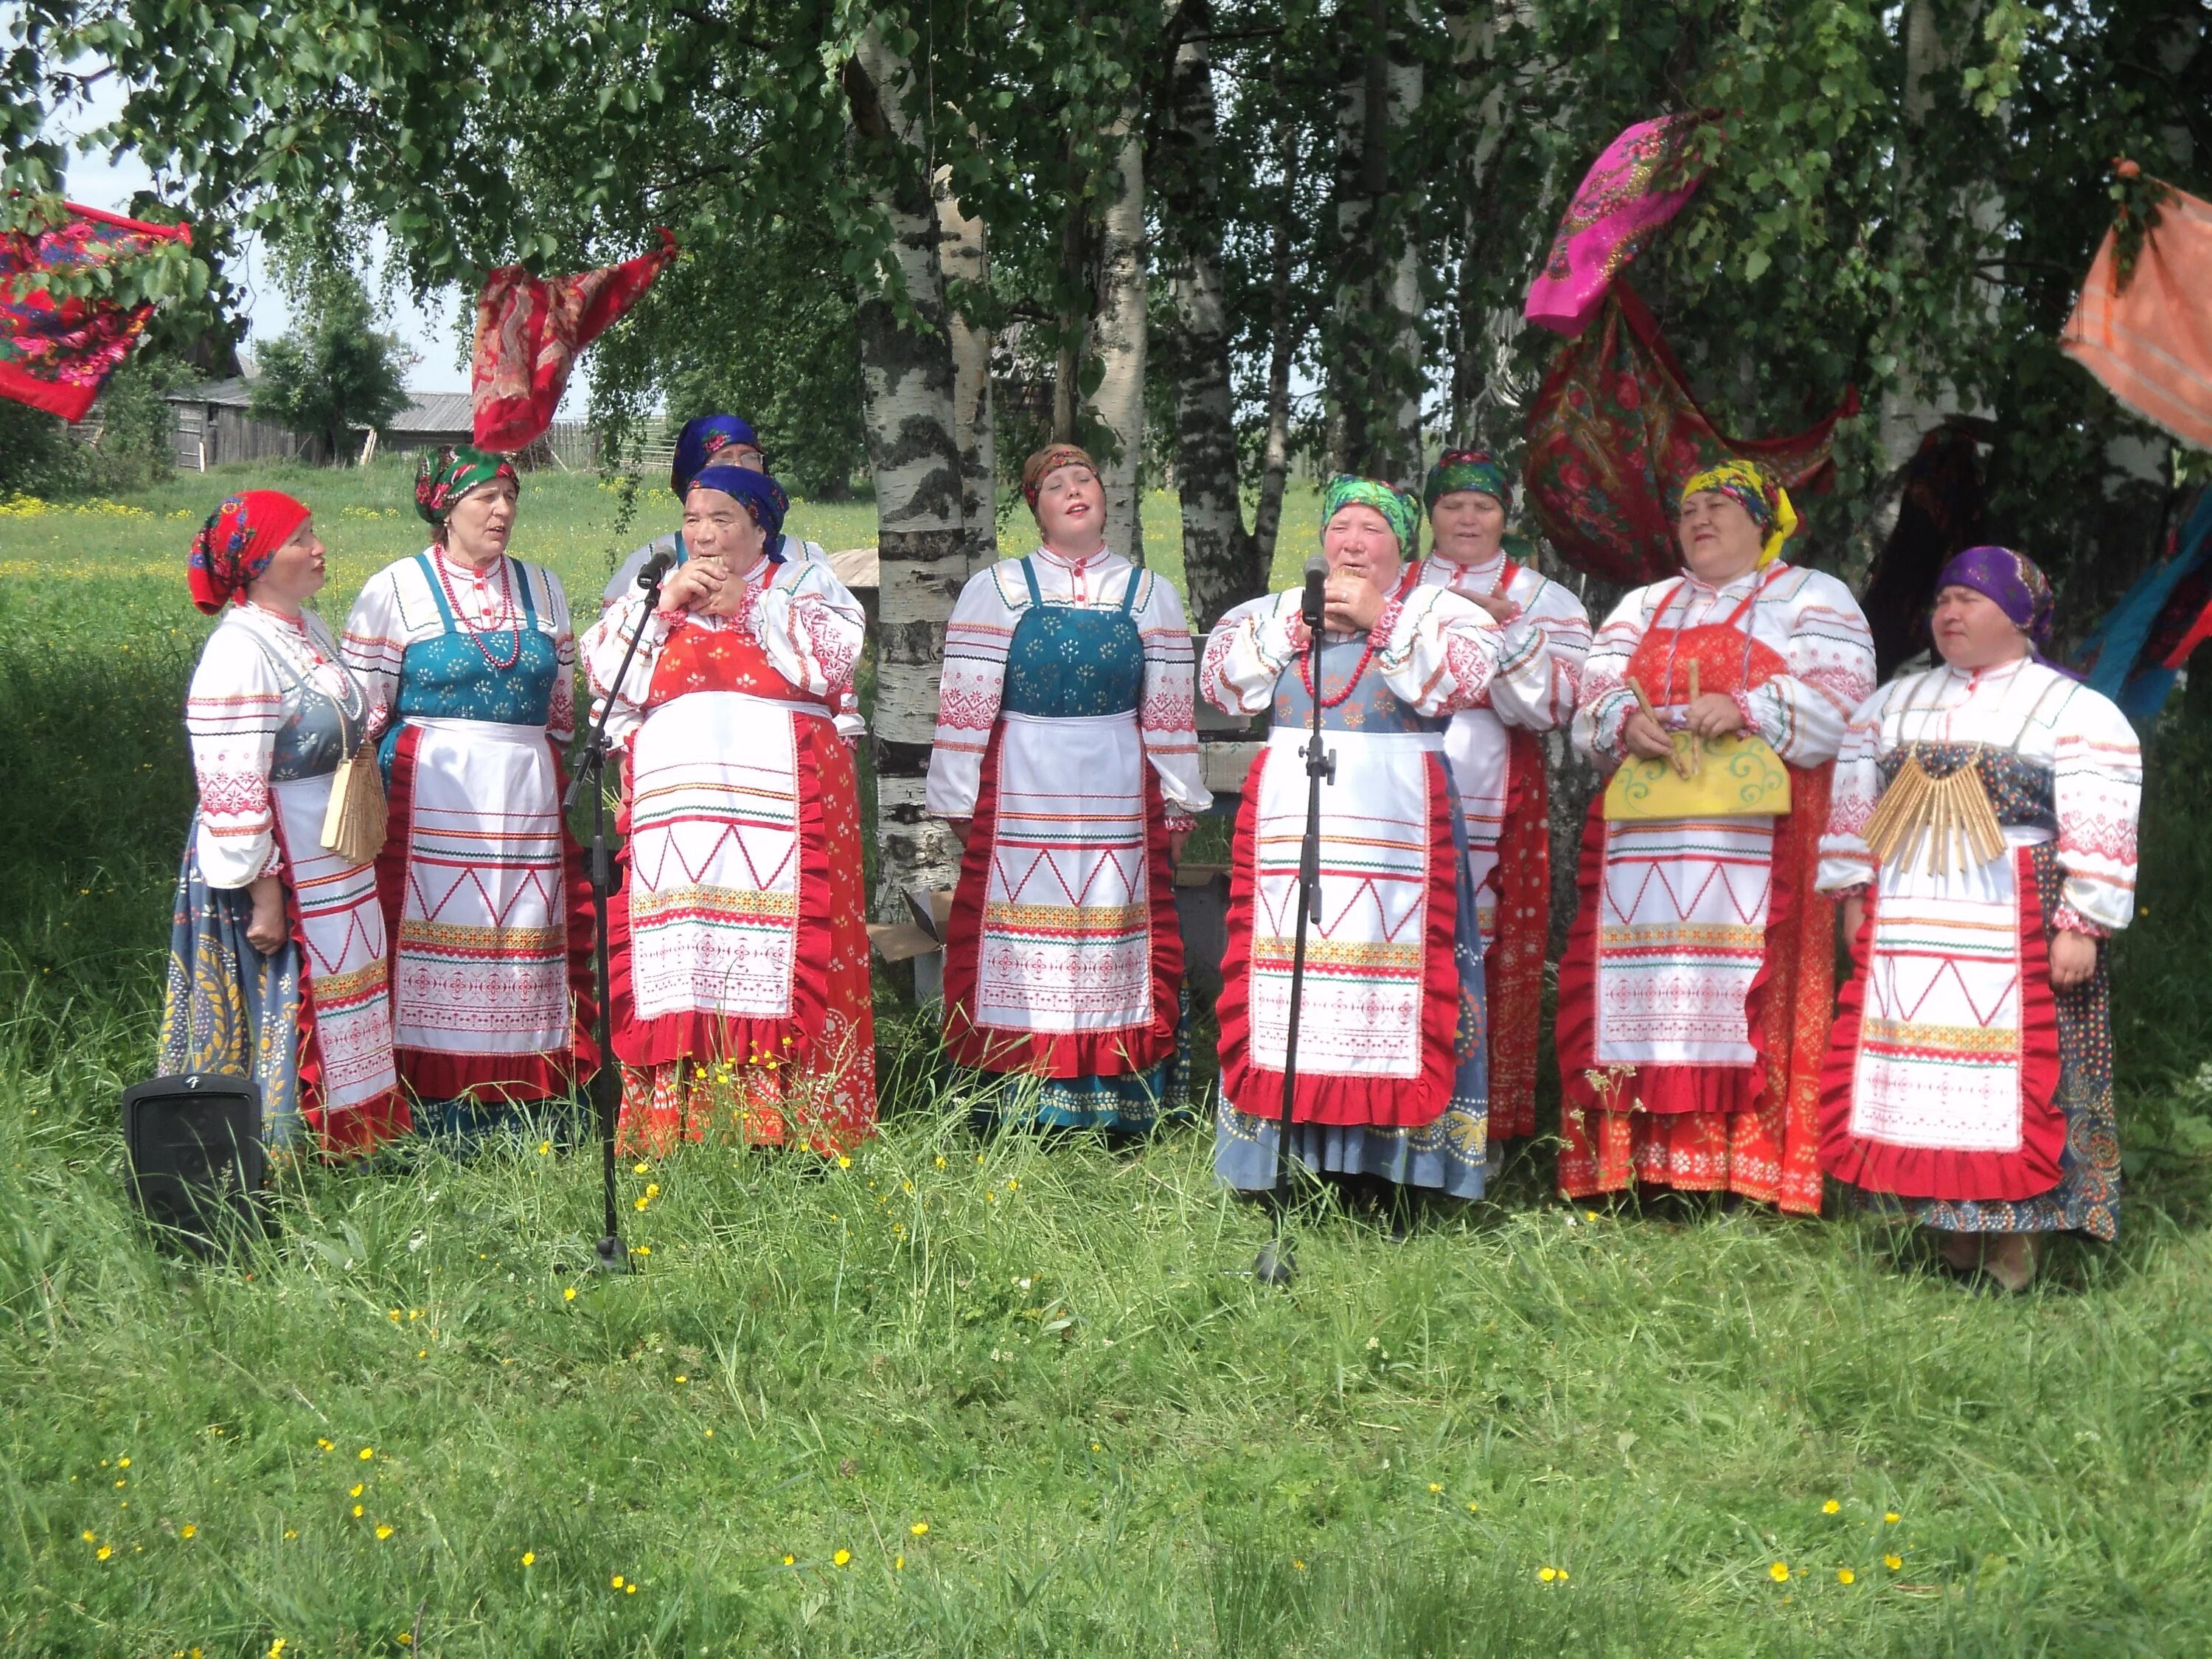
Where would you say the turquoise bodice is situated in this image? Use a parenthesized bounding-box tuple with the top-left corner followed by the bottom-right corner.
(380, 553, 559, 773)
(1001, 557, 1145, 720)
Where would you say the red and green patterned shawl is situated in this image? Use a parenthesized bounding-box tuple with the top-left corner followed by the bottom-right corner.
(0, 204, 192, 423)
(1522, 285, 1858, 586)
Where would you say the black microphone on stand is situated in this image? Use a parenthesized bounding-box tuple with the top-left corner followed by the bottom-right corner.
(1256, 554, 1338, 1287)
(563, 548, 678, 1274)
(633, 546, 680, 591)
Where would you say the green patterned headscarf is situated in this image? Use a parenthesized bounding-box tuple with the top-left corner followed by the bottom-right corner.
(1424, 448, 1512, 512)
(1321, 474, 1419, 551)
(415, 445, 520, 526)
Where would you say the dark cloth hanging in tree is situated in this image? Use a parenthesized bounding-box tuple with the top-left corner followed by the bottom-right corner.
(1858, 424, 1990, 679)
(1522, 285, 1858, 587)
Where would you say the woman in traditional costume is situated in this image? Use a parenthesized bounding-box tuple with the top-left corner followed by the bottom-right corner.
(1557, 461, 1874, 1212)
(1417, 448, 1591, 1152)
(1818, 548, 2139, 1290)
(164, 491, 405, 1155)
(1203, 477, 1504, 1197)
(341, 448, 596, 1138)
(582, 465, 875, 1155)
(600, 414, 832, 608)
(926, 444, 1210, 1134)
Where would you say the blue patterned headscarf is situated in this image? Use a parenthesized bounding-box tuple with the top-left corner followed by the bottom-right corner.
(670, 414, 761, 497)
(689, 464, 788, 543)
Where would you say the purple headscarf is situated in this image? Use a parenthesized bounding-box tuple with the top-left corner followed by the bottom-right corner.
(1936, 546, 2055, 646)
(1935, 545, 2081, 677)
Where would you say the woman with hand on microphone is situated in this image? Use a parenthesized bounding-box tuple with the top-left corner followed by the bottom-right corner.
(1201, 476, 1506, 1201)
(582, 462, 874, 1155)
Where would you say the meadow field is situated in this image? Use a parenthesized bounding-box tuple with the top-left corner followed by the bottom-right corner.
(2, 460, 2210, 1656)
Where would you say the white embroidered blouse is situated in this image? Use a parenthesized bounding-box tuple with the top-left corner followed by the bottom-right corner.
(186, 603, 379, 888)
(580, 554, 868, 747)
(1815, 657, 2142, 936)
(1200, 578, 1504, 720)
(340, 547, 578, 745)
(1415, 549, 1591, 731)
(925, 546, 1211, 824)
(1571, 562, 1875, 768)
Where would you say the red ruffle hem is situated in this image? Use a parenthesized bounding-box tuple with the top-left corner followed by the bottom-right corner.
(1554, 767, 1835, 1214)
(941, 720, 1183, 1079)
(1215, 745, 1462, 1128)
(1818, 848, 2065, 1202)
(375, 723, 598, 1106)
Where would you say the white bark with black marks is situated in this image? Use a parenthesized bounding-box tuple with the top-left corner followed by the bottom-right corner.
(934, 164, 997, 571)
(1088, 117, 1149, 566)
(844, 29, 970, 914)
(1158, 0, 1262, 625)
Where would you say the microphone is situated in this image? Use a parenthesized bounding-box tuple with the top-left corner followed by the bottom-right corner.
(636, 546, 680, 591)
(1301, 554, 1328, 631)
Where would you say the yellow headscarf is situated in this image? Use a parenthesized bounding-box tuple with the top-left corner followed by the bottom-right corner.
(1679, 459, 1798, 567)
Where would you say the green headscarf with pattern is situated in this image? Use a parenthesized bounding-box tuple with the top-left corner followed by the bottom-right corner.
(1321, 474, 1419, 552)
(414, 445, 520, 527)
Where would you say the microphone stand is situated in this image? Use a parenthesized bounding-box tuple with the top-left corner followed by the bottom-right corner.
(1255, 577, 1334, 1288)
(563, 560, 672, 1274)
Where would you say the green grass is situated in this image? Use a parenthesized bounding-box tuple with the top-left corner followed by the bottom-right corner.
(2, 465, 2211, 1656)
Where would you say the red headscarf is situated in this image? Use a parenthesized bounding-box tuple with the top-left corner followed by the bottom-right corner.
(187, 490, 311, 615)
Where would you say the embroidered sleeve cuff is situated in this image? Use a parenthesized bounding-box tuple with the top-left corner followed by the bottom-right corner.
(1731, 688, 1767, 740)
(2051, 904, 2110, 939)
(1163, 810, 1197, 835)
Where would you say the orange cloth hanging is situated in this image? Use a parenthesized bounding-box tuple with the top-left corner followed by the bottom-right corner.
(2061, 181, 2212, 451)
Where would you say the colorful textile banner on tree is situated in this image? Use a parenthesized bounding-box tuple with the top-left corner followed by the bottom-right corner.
(0, 203, 191, 422)
(1524, 112, 1711, 341)
(1523, 285, 1858, 587)
(2060, 181, 2212, 451)
(470, 229, 677, 452)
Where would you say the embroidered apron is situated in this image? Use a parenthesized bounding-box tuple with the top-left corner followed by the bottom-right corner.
(382, 554, 573, 1067)
(1593, 571, 1789, 1074)
(950, 557, 1174, 1071)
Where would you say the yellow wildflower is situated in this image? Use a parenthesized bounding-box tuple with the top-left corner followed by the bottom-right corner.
(611, 1574, 625, 1588)
(181, 1525, 196, 1539)
(1822, 1500, 1840, 1515)
(910, 1522, 928, 1537)
(1769, 1562, 1790, 1582)
(1837, 1568, 1856, 1585)
(358, 1447, 374, 1461)
(96, 1545, 112, 1561)
(833, 1548, 851, 1567)
(1883, 1553, 1902, 1571)
(349, 1484, 364, 1498)
(521, 1551, 535, 1567)
(564, 1287, 577, 1301)
(375, 1525, 394, 1540)
(1884, 1511, 1900, 1524)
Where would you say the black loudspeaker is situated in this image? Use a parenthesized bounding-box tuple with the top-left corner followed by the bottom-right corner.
(120, 1074, 267, 1253)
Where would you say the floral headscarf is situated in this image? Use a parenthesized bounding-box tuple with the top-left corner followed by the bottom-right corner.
(1021, 444, 1098, 509)
(1679, 459, 1798, 567)
(689, 464, 790, 544)
(187, 490, 311, 614)
(670, 414, 760, 497)
(1424, 448, 1513, 512)
(414, 445, 519, 526)
(1936, 546, 2058, 649)
(1322, 474, 1420, 552)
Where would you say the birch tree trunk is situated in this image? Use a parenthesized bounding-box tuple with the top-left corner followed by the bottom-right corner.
(934, 165, 997, 570)
(1157, 0, 1260, 625)
(1328, 0, 1424, 484)
(1251, 96, 1302, 574)
(1086, 116, 1149, 565)
(842, 29, 970, 915)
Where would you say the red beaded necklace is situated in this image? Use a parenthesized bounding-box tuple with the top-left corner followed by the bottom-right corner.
(433, 548, 524, 672)
(1297, 568, 1413, 709)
